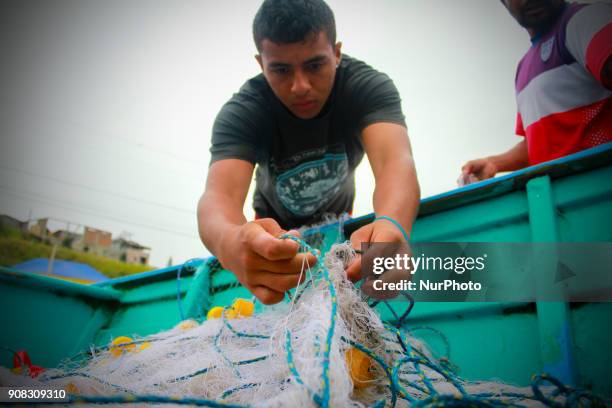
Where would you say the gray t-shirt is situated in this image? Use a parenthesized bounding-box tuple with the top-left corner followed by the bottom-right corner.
(210, 55, 406, 229)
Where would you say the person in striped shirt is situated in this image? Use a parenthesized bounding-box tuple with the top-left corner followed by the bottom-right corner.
(460, 0, 611, 183)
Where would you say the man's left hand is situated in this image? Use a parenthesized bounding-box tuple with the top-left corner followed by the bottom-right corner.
(346, 219, 409, 281)
(346, 219, 413, 299)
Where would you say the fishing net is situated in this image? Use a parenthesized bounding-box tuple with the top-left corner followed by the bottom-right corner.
(0, 238, 605, 407)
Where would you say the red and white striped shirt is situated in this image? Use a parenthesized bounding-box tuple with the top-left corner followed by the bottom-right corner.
(515, 2, 612, 165)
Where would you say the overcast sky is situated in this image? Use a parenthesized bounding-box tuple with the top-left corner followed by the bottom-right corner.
(0, 0, 546, 267)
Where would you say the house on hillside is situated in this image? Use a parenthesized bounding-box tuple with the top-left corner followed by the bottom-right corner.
(72, 227, 112, 256)
(108, 238, 150, 265)
(52, 229, 82, 249)
(29, 218, 50, 241)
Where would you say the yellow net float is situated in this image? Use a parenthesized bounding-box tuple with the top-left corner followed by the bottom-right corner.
(207, 299, 254, 320)
(108, 337, 151, 357)
(109, 336, 136, 357)
(345, 347, 375, 389)
(207, 306, 224, 320)
(65, 382, 79, 394)
(230, 298, 254, 317)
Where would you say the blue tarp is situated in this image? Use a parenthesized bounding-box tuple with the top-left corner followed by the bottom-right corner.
(12, 258, 109, 282)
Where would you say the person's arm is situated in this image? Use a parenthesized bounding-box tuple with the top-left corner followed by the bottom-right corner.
(197, 159, 315, 304)
(460, 139, 529, 182)
(345, 122, 420, 280)
(198, 159, 252, 256)
(565, 2, 612, 88)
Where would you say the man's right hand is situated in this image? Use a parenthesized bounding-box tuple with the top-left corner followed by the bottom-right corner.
(216, 218, 317, 305)
(459, 141, 529, 186)
(460, 157, 498, 184)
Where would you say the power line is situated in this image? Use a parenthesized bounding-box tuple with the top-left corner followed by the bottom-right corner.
(0, 165, 196, 215)
(37, 113, 206, 167)
(61, 115, 206, 167)
(4, 116, 206, 184)
(0, 186, 198, 239)
(0, 185, 199, 239)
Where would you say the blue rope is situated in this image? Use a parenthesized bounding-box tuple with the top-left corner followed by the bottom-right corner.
(531, 374, 607, 408)
(166, 357, 267, 385)
(404, 326, 451, 361)
(281, 234, 336, 407)
(220, 383, 259, 400)
(223, 319, 270, 339)
(285, 329, 323, 405)
(374, 215, 410, 242)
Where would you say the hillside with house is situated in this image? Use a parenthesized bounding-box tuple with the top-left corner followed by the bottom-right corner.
(0, 214, 153, 280)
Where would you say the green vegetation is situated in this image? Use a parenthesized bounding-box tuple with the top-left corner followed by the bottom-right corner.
(0, 223, 23, 239)
(0, 237, 153, 279)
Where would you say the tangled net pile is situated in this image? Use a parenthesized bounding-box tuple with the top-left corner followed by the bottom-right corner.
(1, 237, 606, 407)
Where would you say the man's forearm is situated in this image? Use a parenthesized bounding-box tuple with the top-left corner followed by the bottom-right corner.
(197, 191, 246, 257)
(488, 140, 529, 173)
(372, 156, 420, 237)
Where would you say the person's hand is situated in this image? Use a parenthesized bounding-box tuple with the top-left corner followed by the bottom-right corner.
(217, 218, 317, 305)
(460, 158, 498, 184)
(345, 219, 412, 299)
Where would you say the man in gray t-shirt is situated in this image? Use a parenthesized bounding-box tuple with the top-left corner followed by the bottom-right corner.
(198, 0, 420, 305)
(211, 54, 406, 229)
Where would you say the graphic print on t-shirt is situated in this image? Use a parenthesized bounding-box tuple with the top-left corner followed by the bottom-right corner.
(275, 152, 348, 217)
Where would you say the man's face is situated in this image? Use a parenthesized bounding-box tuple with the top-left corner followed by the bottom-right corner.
(503, 0, 565, 30)
(256, 31, 342, 119)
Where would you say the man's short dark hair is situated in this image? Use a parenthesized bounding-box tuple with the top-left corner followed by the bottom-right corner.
(253, 0, 336, 52)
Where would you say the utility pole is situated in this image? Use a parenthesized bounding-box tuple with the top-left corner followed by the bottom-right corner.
(48, 239, 58, 275)
(26, 209, 33, 232)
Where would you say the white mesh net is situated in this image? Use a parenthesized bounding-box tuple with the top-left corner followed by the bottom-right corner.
(0, 242, 598, 407)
